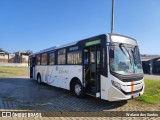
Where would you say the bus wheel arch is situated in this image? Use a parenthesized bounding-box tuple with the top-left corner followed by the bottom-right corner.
(70, 77, 84, 98)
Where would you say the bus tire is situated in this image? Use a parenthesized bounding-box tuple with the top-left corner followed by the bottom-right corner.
(37, 74, 42, 85)
(73, 81, 84, 98)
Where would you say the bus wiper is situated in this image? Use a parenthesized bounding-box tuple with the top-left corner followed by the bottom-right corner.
(131, 49, 136, 65)
(131, 46, 139, 65)
(119, 43, 132, 65)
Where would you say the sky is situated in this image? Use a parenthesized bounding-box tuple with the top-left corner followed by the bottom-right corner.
(0, 0, 160, 55)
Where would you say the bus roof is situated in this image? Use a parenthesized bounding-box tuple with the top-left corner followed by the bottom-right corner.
(29, 33, 137, 57)
(29, 34, 106, 56)
(29, 40, 79, 56)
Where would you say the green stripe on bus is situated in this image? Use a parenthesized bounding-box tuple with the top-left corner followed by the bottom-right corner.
(85, 40, 101, 46)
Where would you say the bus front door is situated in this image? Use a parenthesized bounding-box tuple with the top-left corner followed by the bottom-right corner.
(30, 57, 36, 79)
(83, 45, 101, 97)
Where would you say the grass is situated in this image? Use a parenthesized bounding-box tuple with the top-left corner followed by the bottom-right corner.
(136, 79, 160, 104)
(0, 66, 28, 76)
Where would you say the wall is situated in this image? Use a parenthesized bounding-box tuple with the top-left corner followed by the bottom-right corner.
(0, 63, 28, 67)
(0, 54, 8, 63)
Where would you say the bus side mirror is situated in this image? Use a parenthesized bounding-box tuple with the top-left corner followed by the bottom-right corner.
(109, 49, 114, 59)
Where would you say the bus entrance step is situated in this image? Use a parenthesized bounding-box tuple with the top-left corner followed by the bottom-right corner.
(86, 86, 96, 96)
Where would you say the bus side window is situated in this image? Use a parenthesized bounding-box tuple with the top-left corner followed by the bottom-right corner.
(58, 49, 66, 64)
(67, 51, 82, 64)
(48, 52, 55, 65)
(36, 55, 41, 65)
(41, 53, 47, 65)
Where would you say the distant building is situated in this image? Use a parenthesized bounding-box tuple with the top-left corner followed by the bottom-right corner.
(15, 51, 29, 63)
(0, 52, 8, 63)
(8, 54, 16, 63)
(141, 55, 160, 75)
(0, 51, 29, 63)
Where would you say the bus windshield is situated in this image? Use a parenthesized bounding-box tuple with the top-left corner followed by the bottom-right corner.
(109, 43, 143, 75)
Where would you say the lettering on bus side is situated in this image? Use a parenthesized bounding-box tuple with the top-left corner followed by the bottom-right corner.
(59, 67, 69, 75)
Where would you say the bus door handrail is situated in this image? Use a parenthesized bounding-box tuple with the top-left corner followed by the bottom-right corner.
(85, 64, 91, 78)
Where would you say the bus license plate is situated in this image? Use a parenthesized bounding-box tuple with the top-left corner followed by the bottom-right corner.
(132, 93, 139, 98)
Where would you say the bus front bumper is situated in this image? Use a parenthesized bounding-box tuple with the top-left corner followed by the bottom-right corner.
(108, 82, 144, 101)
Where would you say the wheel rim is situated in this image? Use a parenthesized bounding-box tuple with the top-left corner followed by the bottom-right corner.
(75, 84, 81, 95)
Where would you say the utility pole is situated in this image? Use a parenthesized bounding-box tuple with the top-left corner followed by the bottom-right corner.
(111, 0, 114, 33)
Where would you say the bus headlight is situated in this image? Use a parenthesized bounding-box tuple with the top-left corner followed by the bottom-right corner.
(111, 80, 121, 90)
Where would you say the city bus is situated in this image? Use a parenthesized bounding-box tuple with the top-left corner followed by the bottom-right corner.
(29, 33, 144, 101)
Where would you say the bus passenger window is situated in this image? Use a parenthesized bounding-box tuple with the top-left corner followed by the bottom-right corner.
(48, 52, 55, 65)
(36, 55, 41, 65)
(41, 53, 47, 65)
(67, 51, 82, 64)
(58, 49, 66, 64)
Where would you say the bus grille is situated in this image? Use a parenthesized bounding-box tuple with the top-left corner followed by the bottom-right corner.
(122, 77, 143, 82)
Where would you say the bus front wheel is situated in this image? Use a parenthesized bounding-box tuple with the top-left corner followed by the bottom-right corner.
(73, 82, 84, 98)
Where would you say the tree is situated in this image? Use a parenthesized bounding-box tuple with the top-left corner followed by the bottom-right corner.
(26, 50, 33, 55)
(0, 48, 9, 54)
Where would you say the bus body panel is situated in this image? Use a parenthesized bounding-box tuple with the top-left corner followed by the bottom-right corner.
(35, 65, 82, 90)
(33, 67, 36, 79)
(100, 75, 109, 100)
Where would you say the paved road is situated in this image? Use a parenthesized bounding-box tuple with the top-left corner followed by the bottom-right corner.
(0, 78, 125, 111)
(0, 78, 159, 119)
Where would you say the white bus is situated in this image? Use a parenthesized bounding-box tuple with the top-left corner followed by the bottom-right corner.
(29, 33, 144, 101)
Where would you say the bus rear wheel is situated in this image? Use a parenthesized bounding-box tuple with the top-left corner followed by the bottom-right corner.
(37, 74, 42, 85)
(73, 82, 84, 98)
